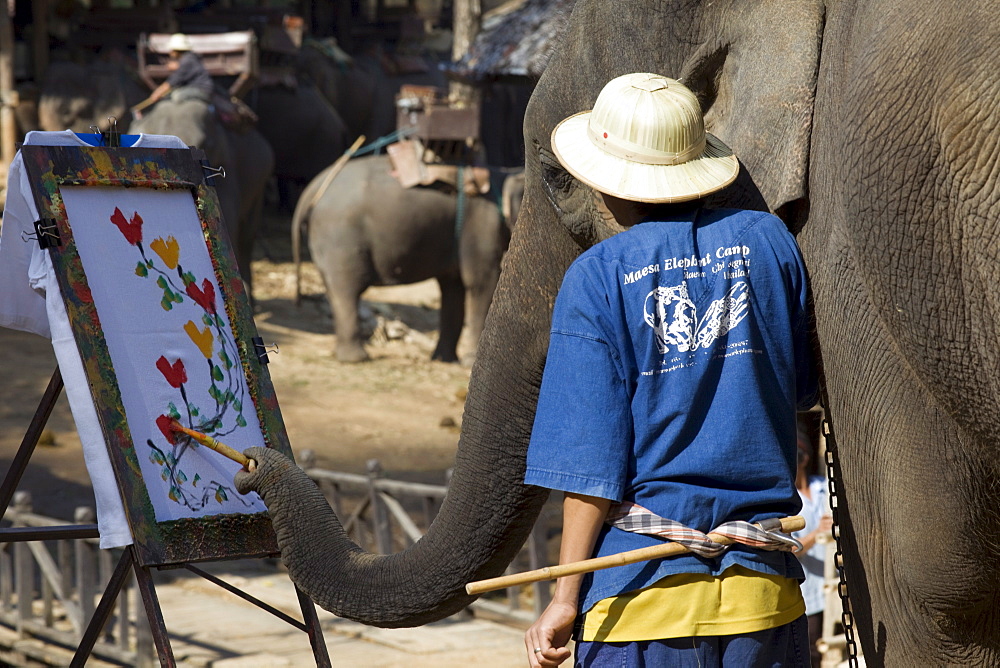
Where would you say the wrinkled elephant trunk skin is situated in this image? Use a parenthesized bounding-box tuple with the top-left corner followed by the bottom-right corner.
(237, 194, 568, 626)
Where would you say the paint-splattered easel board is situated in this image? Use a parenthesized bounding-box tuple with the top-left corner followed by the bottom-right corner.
(20, 145, 293, 568)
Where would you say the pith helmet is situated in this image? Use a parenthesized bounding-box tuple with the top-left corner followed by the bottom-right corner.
(550, 73, 739, 203)
(167, 33, 193, 52)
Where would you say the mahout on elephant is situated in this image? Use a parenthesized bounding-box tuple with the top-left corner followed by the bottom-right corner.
(233, 0, 1000, 664)
(292, 153, 520, 364)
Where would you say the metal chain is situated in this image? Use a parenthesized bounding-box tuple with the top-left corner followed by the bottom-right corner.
(822, 411, 861, 667)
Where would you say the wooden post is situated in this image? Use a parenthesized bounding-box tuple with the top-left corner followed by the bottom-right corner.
(31, 0, 47, 82)
(367, 459, 393, 554)
(0, 0, 17, 176)
(449, 0, 481, 107)
(74, 506, 97, 626)
(13, 492, 33, 636)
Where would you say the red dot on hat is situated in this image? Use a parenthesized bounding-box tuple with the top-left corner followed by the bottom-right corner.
(603, 132, 608, 138)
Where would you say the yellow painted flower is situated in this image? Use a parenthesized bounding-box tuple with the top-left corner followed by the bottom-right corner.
(184, 321, 214, 358)
(150, 236, 180, 269)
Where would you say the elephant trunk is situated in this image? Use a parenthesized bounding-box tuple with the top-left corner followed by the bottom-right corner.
(235, 199, 569, 626)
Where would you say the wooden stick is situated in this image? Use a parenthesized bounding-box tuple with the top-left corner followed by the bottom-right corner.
(168, 420, 256, 472)
(465, 516, 805, 596)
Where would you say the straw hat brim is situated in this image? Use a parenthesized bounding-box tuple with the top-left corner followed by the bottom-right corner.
(551, 111, 740, 203)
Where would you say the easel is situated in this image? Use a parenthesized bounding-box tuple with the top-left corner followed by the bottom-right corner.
(0, 136, 332, 666)
(0, 367, 332, 667)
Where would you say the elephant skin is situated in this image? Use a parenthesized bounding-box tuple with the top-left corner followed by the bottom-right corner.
(131, 98, 274, 291)
(236, 1, 1000, 662)
(293, 154, 513, 364)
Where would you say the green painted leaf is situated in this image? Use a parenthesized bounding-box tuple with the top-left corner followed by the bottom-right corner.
(212, 365, 224, 382)
(214, 315, 224, 328)
(236, 414, 247, 428)
(167, 402, 181, 420)
(188, 404, 200, 417)
(193, 473, 201, 487)
(232, 398, 242, 412)
(223, 389, 234, 403)
(156, 275, 167, 289)
(215, 487, 228, 502)
(209, 384, 220, 400)
(161, 466, 170, 481)
(135, 262, 148, 277)
(183, 271, 196, 286)
(203, 313, 214, 326)
(166, 452, 176, 466)
(177, 470, 187, 483)
(169, 486, 179, 502)
(160, 297, 172, 311)
(147, 259, 154, 268)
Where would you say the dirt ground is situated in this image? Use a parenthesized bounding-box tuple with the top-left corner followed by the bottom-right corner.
(0, 216, 475, 521)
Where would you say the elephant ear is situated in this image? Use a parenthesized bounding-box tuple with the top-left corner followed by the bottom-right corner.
(679, 1, 824, 228)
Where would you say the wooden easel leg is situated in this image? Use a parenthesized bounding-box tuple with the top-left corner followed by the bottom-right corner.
(132, 549, 176, 668)
(295, 585, 332, 667)
(71, 545, 133, 667)
(0, 367, 63, 514)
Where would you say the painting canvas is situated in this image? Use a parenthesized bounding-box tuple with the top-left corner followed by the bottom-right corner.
(20, 145, 292, 566)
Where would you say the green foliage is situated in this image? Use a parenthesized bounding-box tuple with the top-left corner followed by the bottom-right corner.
(167, 402, 181, 420)
(211, 365, 224, 382)
(135, 262, 148, 277)
(236, 414, 247, 428)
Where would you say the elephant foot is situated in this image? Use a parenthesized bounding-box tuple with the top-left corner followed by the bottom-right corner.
(431, 346, 460, 364)
(336, 342, 370, 363)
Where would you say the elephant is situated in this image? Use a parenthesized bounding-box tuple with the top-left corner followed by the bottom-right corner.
(131, 97, 274, 291)
(291, 154, 519, 364)
(37, 60, 148, 133)
(248, 81, 350, 211)
(296, 42, 377, 142)
(234, 0, 1000, 663)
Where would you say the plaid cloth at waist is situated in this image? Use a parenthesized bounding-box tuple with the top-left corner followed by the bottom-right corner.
(607, 502, 803, 559)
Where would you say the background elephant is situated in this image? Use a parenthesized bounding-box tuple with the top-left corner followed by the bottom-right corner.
(248, 81, 350, 211)
(37, 59, 148, 133)
(292, 154, 516, 364)
(236, 1, 1000, 663)
(131, 97, 274, 290)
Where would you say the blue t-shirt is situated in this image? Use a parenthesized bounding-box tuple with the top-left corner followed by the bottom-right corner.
(524, 207, 816, 613)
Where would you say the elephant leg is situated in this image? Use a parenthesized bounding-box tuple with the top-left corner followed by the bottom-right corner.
(460, 266, 500, 367)
(433, 274, 464, 363)
(328, 283, 369, 363)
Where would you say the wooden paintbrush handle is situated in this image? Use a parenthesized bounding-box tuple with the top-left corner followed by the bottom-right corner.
(465, 516, 805, 596)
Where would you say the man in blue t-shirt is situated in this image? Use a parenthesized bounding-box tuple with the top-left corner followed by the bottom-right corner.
(523, 74, 817, 667)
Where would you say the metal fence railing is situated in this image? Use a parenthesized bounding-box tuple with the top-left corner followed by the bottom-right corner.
(0, 491, 154, 667)
(0, 452, 556, 664)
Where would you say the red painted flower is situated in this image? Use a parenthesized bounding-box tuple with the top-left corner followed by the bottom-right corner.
(110, 207, 143, 246)
(155, 414, 178, 445)
(186, 279, 216, 314)
(155, 356, 187, 388)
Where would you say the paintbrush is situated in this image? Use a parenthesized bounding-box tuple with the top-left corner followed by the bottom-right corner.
(168, 419, 256, 472)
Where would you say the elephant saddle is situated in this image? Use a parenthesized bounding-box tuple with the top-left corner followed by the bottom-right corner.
(387, 139, 491, 196)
